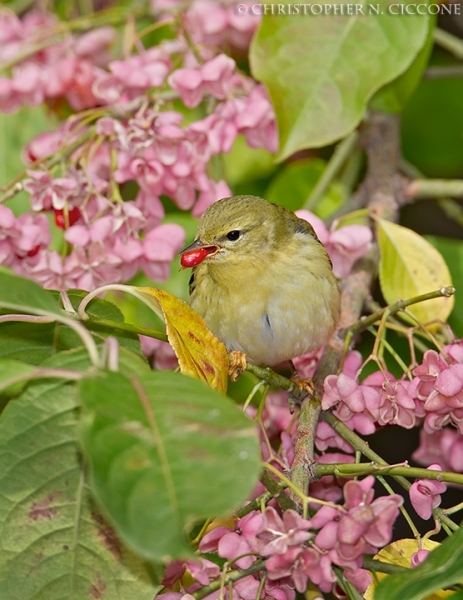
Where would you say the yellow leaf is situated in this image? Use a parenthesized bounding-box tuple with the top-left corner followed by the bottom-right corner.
(130, 287, 229, 393)
(79, 284, 229, 393)
(365, 539, 453, 600)
(205, 516, 235, 534)
(377, 219, 454, 327)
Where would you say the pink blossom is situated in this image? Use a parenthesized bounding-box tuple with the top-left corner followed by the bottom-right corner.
(226, 3, 260, 49)
(322, 373, 380, 424)
(59, 59, 105, 110)
(327, 225, 373, 277)
(134, 190, 165, 229)
(409, 464, 447, 520)
(93, 46, 170, 104)
(296, 210, 372, 277)
(315, 420, 354, 453)
(258, 507, 312, 556)
(414, 346, 463, 434)
(162, 558, 220, 587)
(168, 68, 204, 108)
(23, 126, 79, 163)
(0, 11, 23, 62)
(363, 372, 420, 429)
(73, 27, 116, 65)
(12, 213, 51, 258)
(115, 150, 164, 194)
(291, 348, 323, 380)
(16, 249, 84, 290)
(444, 342, 463, 364)
(344, 568, 372, 593)
(192, 179, 232, 217)
(235, 85, 278, 153)
(24, 169, 84, 211)
(140, 337, 178, 370)
(184, 1, 228, 46)
(202, 54, 235, 99)
(414, 428, 463, 473)
(199, 511, 264, 569)
(64, 216, 114, 247)
(411, 549, 430, 567)
(140, 223, 185, 281)
(261, 390, 295, 438)
(310, 476, 402, 572)
(72, 244, 122, 290)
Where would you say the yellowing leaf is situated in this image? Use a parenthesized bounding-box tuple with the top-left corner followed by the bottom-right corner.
(365, 539, 453, 600)
(378, 219, 454, 326)
(79, 285, 229, 393)
(205, 516, 235, 535)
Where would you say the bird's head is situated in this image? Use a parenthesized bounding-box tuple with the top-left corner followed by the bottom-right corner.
(180, 195, 288, 269)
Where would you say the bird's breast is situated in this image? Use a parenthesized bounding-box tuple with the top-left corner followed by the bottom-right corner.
(190, 248, 340, 366)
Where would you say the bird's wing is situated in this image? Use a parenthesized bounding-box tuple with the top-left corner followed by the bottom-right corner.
(188, 270, 196, 296)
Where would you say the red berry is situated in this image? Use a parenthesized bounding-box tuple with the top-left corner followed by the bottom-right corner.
(26, 245, 40, 257)
(54, 206, 81, 229)
(180, 246, 217, 268)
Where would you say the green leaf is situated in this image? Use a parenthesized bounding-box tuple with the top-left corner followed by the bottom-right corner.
(223, 135, 276, 186)
(0, 360, 38, 397)
(0, 106, 56, 217)
(0, 268, 63, 317)
(0, 303, 144, 366)
(375, 525, 463, 600)
(250, 0, 429, 159)
(402, 79, 463, 178)
(369, 15, 435, 113)
(265, 158, 345, 216)
(0, 351, 156, 600)
(79, 370, 261, 561)
(377, 219, 454, 326)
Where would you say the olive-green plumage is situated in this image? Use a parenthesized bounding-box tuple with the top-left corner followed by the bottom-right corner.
(184, 195, 340, 366)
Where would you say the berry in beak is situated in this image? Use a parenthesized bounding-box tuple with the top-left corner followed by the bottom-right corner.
(180, 239, 219, 268)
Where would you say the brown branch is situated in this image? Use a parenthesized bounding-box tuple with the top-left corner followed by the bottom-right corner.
(290, 112, 403, 505)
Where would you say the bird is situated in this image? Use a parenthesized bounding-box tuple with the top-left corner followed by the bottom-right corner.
(180, 195, 340, 379)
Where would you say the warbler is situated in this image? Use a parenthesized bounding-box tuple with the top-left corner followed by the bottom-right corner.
(180, 195, 340, 367)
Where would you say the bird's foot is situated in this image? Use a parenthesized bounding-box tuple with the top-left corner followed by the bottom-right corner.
(228, 351, 247, 382)
(292, 377, 315, 401)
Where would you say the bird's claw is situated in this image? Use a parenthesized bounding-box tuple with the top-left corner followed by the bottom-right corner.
(229, 351, 247, 382)
(292, 377, 315, 401)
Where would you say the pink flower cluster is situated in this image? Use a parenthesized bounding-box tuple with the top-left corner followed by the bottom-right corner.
(409, 464, 447, 520)
(322, 343, 463, 436)
(414, 344, 463, 434)
(0, 5, 277, 291)
(0, 10, 118, 112)
(0, 205, 50, 264)
(158, 478, 401, 597)
(11, 156, 186, 290)
(152, 0, 260, 50)
(413, 428, 463, 473)
(296, 211, 373, 278)
(309, 476, 402, 592)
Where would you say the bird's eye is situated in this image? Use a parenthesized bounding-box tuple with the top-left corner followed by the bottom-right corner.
(226, 230, 241, 241)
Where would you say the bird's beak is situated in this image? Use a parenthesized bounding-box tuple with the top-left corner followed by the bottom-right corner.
(179, 239, 219, 269)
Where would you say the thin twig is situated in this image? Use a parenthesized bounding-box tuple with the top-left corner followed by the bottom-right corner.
(405, 179, 463, 199)
(425, 65, 463, 79)
(304, 131, 359, 211)
(349, 287, 456, 336)
(193, 560, 266, 600)
(313, 460, 463, 486)
(433, 27, 463, 61)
